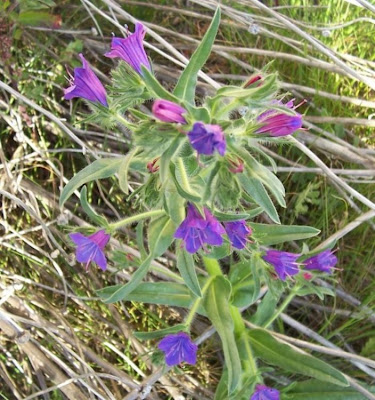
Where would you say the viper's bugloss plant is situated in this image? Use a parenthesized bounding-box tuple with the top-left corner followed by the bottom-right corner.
(60, 8, 350, 398)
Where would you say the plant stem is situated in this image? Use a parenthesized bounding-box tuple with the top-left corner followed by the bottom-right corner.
(184, 276, 214, 328)
(177, 157, 191, 191)
(202, 257, 222, 276)
(263, 287, 299, 329)
(108, 209, 165, 231)
(231, 306, 258, 377)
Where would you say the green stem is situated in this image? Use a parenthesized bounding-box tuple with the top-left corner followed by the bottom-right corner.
(114, 114, 134, 129)
(202, 257, 222, 276)
(263, 287, 299, 329)
(184, 276, 214, 328)
(108, 209, 165, 231)
(230, 306, 258, 377)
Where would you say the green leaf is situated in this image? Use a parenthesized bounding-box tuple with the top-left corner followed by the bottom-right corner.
(203, 276, 241, 393)
(98, 282, 194, 308)
(118, 148, 139, 194)
(229, 258, 260, 308)
(176, 247, 202, 297)
(136, 221, 147, 260)
(248, 329, 348, 387)
(98, 254, 154, 303)
(249, 223, 320, 246)
(213, 211, 252, 222)
(249, 290, 280, 326)
(159, 136, 184, 184)
(283, 380, 375, 400)
(79, 186, 108, 227)
(163, 180, 185, 225)
(169, 161, 202, 202)
(60, 158, 122, 206)
(134, 324, 187, 340)
(238, 175, 280, 224)
(173, 7, 221, 103)
(141, 66, 180, 102)
(148, 215, 176, 258)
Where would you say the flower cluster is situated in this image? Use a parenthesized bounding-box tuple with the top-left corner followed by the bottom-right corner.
(175, 203, 252, 253)
(263, 248, 338, 280)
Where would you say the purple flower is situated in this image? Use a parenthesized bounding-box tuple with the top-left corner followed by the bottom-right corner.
(187, 122, 226, 156)
(69, 230, 110, 271)
(105, 23, 151, 75)
(158, 332, 198, 366)
(250, 384, 280, 400)
(152, 99, 187, 124)
(262, 249, 300, 281)
(304, 249, 338, 274)
(174, 204, 225, 253)
(224, 220, 252, 249)
(64, 54, 108, 106)
(256, 99, 302, 137)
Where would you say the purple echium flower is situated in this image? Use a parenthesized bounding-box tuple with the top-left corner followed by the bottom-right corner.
(64, 54, 108, 106)
(256, 99, 302, 137)
(158, 332, 198, 366)
(69, 230, 110, 271)
(250, 384, 280, 400)
(152, 99, 187, 124)
(187, 122, 226, 156)
(262, 249, 300, 281)
(174, 204, 225, 254)
(304, 249, 338, 274)
(224, 220, 252, 250)
(105, 23, 150, 75)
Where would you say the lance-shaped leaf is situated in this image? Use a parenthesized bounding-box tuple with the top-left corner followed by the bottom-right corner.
(148, 215, 176, 258)
(203, 276, 241, 393)
(60, 158, 122, 206)
(283, 380, 375, 400)
(97, 282, 196, 309)
(141, 66, 180, 102)
(135, 324, 187, 340)
(118, 147, 139, 194)
(173, 7, 221, 103)
(176, 246, 202, 297)
(80, 186, 108, 227)
(169, 161, 202, 202)
(239, 174, 280, 224)
(248, 329, 348, 386)
(249, 223, 320, 245)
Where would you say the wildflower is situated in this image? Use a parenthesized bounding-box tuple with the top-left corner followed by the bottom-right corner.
(64, 54, 108, 106)
(262, 249, 300, 281)
(187, 122, 226, 156)
(158, 332, 198, 366)
(256, 99, 302, 137)
(303, 272, 313, 280)
(304, 249, 338, 274)
(244, 74, 262, 88)
(224, 220, 252, 249)
(174, 204, 225, 253)
(69, 230, 110, 271)
(105, 23, 150, 75)
(152, 99, 187, 124)
(250, 384, 280, 400)
(228, 158, 244, 173)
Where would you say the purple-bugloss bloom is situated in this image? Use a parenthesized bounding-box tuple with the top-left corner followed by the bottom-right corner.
(263, 249, 300, 281)
(64, 54, 108, 106)
(105, 23, 151, 75)
(304, 249, 338, 274)
(69, 230, 110, 271)
(224, 220, 252, 249)
(158, 332, 198, 366)
(250, 384, 280, 400)
(174, 204, 225, 253)
(187, 122, 226, 156)
(152, 99, 187, 124)
(256, 99, 302, 137)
